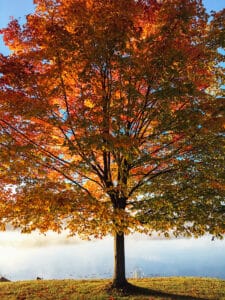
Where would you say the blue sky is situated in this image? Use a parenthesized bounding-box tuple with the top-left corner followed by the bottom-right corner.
(203, 0, 225, 12)
(0, 0, 225, 55)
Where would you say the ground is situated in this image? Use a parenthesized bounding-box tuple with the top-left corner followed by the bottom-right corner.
(0, 277, 224, 299)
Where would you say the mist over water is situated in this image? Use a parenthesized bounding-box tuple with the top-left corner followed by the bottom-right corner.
(0, 232, 224, 281)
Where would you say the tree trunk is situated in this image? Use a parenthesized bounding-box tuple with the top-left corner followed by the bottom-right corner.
(112, 231, 128, 288)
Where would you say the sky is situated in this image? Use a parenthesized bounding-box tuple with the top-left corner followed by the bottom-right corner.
(0, 0, 225, 281)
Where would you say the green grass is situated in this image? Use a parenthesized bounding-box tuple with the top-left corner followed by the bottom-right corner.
(0, 277, 224, 300)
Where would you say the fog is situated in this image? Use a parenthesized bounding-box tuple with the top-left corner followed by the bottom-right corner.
(0, 232, 224, 281)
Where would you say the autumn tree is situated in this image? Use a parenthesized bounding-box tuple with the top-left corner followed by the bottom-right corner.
(0, 0, 224, 289)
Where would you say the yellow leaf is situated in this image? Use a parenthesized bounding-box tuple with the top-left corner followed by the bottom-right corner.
(84, 99, 95, 108)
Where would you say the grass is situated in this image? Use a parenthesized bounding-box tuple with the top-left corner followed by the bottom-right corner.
(0, 277, 224, 300)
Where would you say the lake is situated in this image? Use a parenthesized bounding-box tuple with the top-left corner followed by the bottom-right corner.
(0, 231, 224, 281)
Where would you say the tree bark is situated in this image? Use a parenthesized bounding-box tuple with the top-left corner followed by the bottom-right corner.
(112, 231, 128, 288)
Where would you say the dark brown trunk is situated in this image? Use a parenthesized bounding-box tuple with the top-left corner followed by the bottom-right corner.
(112, 231, 128, 288)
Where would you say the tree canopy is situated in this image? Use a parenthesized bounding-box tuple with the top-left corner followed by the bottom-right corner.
(0, 0, 224, 236)
(0, 0, 224, 286)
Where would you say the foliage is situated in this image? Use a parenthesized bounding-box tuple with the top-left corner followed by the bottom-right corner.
(0, 0, 224, 238)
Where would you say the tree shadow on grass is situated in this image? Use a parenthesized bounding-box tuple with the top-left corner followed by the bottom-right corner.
(106, 282, 209, 300)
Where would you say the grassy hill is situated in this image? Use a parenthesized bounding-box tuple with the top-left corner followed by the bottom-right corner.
(0, 277, 224, 299)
